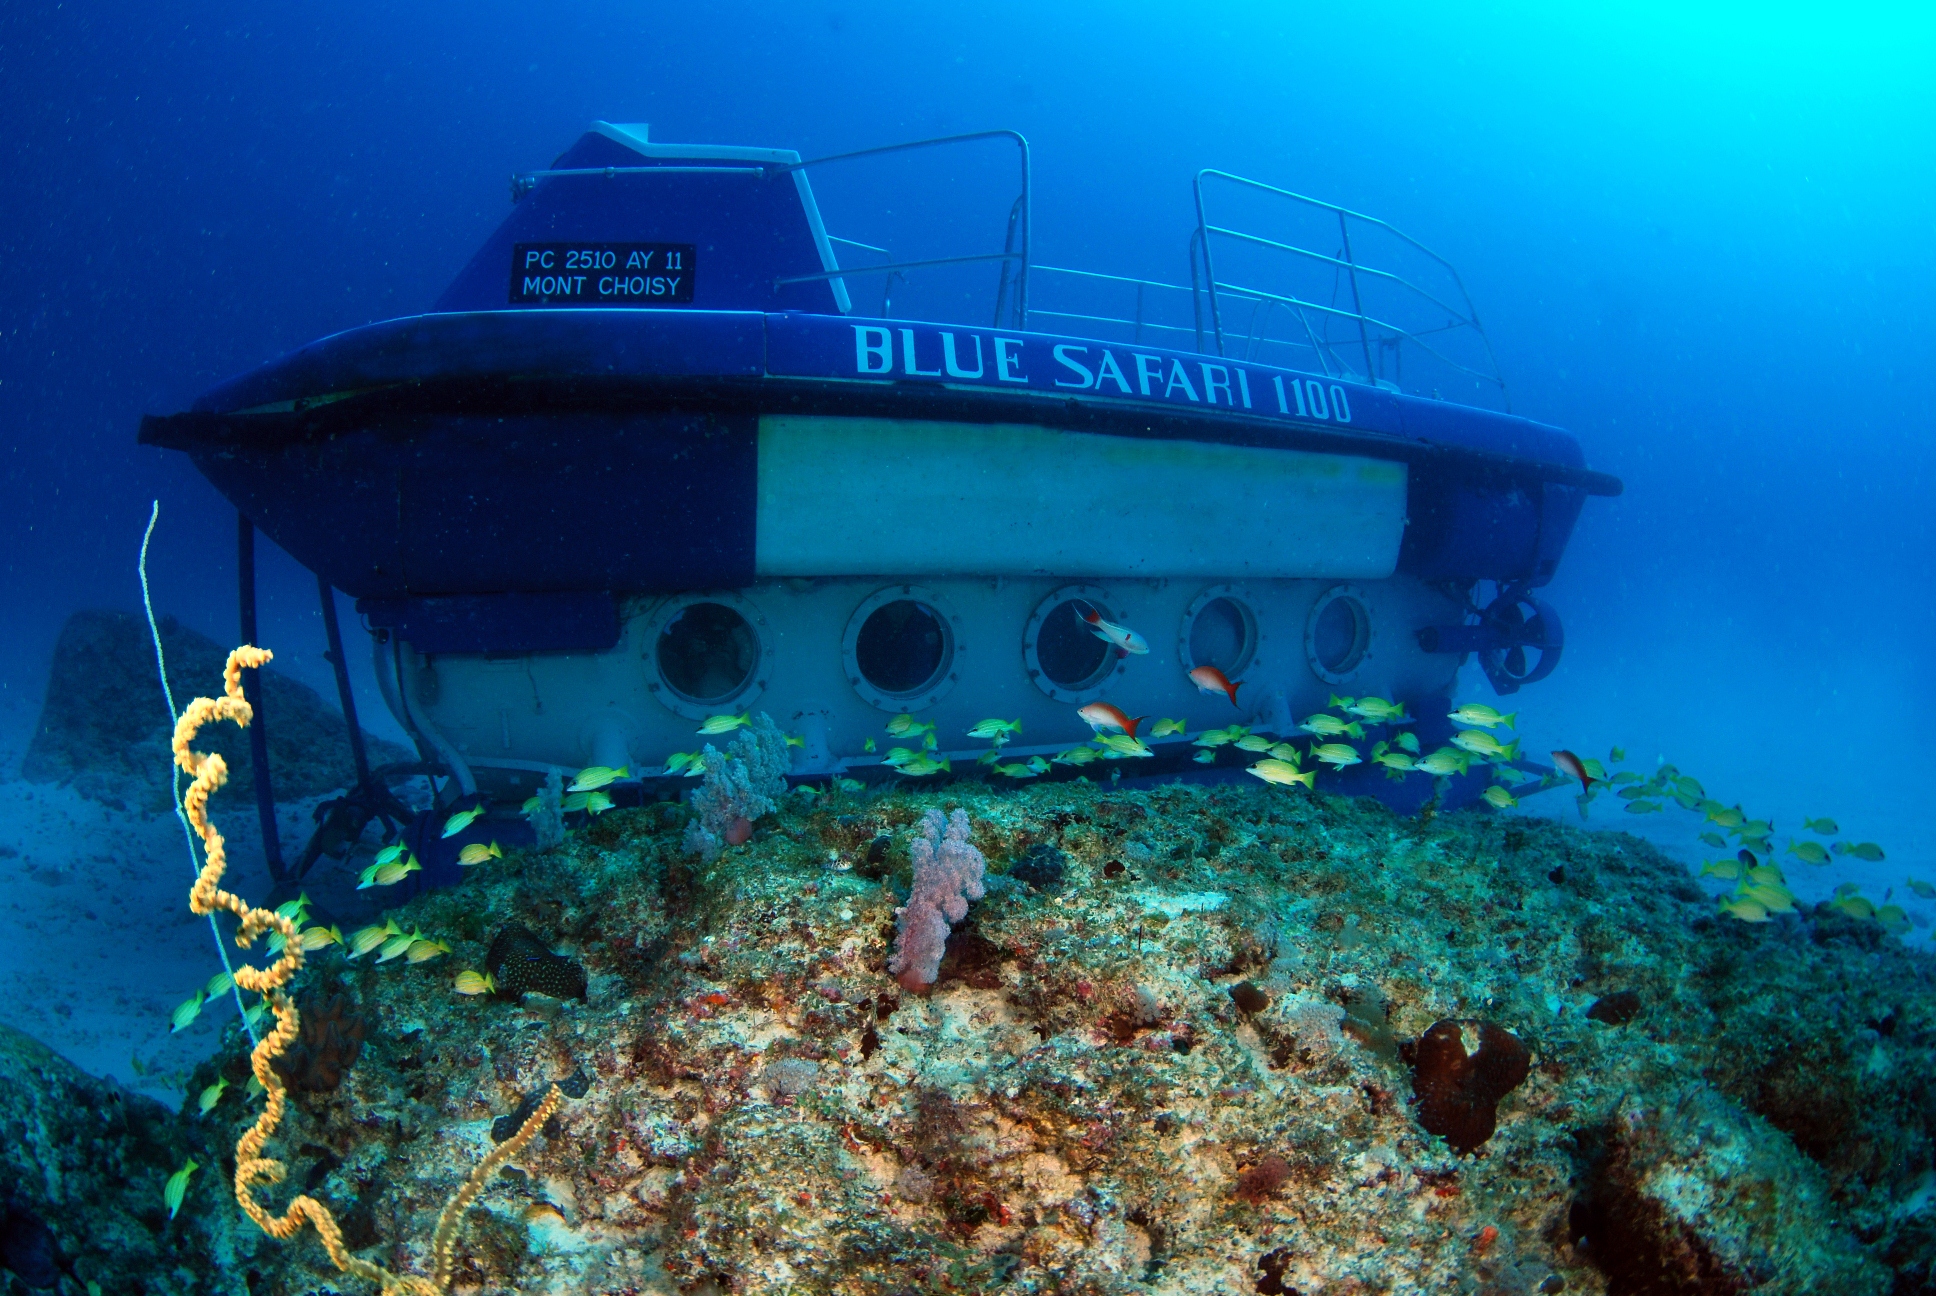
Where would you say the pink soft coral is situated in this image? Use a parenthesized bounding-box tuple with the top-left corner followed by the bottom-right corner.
(888, 808, 986, 992)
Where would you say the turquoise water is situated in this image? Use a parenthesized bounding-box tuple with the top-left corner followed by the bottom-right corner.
(0, 2, 1932, 1289)
(5, 1, 1929, 839)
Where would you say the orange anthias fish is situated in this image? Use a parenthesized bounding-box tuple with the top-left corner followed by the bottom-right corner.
(1189, 665, 1240, 706)
(1077, 702, 1145, 738)
(1551, 749, 1597, 793)
(1074, 601, 1148, 656)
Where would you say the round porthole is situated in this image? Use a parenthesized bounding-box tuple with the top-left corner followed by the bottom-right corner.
(1180, 585, 1260, 681)
(1023, 584, 1126, 703)
(843, 586, 963, 711)
(1305, 584, 1373, 685)
(643, 592, 773, 721)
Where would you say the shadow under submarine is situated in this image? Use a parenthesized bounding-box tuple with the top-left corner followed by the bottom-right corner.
(140, 122, 1620, 880)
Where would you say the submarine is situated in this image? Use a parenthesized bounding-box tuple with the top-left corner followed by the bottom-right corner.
(140, 121, 1619, 871)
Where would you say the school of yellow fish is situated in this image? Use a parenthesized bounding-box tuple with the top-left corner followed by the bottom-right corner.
(169, 609, 1902, 1057)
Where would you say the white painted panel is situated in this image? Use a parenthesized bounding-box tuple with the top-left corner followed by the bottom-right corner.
(755, 415, 1407, 578)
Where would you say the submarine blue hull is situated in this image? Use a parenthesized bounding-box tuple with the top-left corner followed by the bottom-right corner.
(145, 308, 1609, 655)
(137, 123, 1618, 816)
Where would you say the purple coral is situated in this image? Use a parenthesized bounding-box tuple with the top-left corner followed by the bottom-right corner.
(888, 809, 986, 992)
(683, 713, 790, 860)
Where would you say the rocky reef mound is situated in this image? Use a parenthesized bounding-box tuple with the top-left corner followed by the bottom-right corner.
(133, 782, 1936, 1293)
(0, 1021, 222, 1293)
(20, 610, 408, 813)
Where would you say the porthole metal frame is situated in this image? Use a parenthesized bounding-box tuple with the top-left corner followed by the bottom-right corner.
(1178, 584, 1263, 684)
(642, 590, 774, 721)
(1022, 582, 1127, 705)
(1304, 583, 1374, 686)
(841, 584, 965, 712)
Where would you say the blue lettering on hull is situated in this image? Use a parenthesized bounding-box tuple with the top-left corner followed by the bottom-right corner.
(806, 318, 1370, 429)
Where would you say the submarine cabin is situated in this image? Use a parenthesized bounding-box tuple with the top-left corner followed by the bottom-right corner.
(140, 122, 1618, 878)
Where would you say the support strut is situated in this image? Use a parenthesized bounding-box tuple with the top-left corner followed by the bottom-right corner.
(236, 512, 286, 883)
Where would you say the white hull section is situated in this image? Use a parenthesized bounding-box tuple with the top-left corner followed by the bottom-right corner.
(380, 572, 1466, 802)
(755, 415, 1408, 579)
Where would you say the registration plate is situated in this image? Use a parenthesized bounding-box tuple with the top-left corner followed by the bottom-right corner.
(509, 243, 695, 305)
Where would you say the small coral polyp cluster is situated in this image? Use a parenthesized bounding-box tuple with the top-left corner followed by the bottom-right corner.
(166, 727, 1936, 1295)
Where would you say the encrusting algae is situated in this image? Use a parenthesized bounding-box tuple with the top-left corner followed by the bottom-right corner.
(176, 645, 563, 1294)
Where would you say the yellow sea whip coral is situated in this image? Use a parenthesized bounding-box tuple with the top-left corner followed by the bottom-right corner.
(180, 645, 561, 1293)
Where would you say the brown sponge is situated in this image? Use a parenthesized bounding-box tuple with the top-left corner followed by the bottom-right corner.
(269, 992, 367, 1093)
(1409, 1018, 1530, 1154)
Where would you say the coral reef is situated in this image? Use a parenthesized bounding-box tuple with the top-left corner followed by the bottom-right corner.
(1569, 1084, 1879, 1292)
(269, 991, 368, 1093)
(528, 768, 567, 850)
(888, 807, 987, 992)
(0, 1020, 215, 1292)
(0, 1202, 62, 1289)
(1009, 840, 1066, 890)
(1234, 1154, 1293, 1203)
(149, 773, 1924, 1295)
(683, 712, 791, 859)
(56, 699, 1936, 1291)
(1585, 989, 1642, 1025)
(1279, 992, 1350, 1060)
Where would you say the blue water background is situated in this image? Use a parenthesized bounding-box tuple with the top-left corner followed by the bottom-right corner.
(1, 0, 1931, 1020)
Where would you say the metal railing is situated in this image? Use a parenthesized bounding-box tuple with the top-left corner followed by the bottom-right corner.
(506, 135, 1508, 405)
(1191, 170, 1510, 408)
(1028, 265, 1201, 346)
(1028, 263, 1379, 378)
(773, 130, 1031, 330)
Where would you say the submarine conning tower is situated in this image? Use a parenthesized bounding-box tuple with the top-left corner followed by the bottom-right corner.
(140, 120, 1619, 838)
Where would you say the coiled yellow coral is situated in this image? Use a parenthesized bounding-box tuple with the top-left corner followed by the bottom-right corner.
(181, 646, 561, 1294)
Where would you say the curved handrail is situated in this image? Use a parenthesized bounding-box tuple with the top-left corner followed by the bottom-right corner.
(783, 130, 1031, 328)
(1191, 168, 1510, 409)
